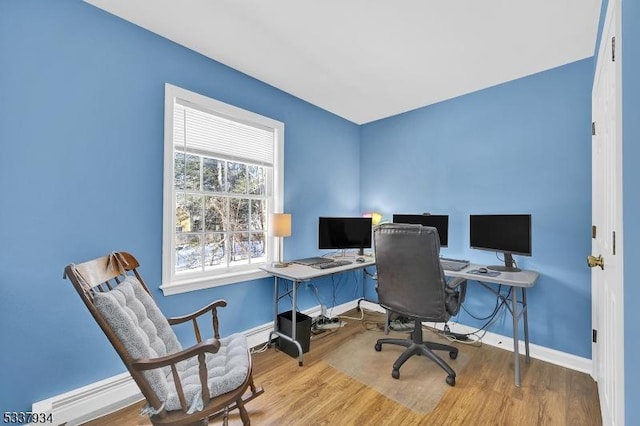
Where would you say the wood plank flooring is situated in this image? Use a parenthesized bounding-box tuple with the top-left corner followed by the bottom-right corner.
(85, 309, 601, 425)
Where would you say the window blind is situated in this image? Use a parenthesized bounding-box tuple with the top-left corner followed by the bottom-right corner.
(174, 99, 274, 166)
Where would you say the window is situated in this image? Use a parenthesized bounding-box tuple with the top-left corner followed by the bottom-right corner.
(162, 84, 284, 295)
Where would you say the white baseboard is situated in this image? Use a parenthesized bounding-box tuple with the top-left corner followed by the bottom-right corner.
(31, 372, 143, 426)
(30, 304, 329, 425)
(32, 299, 591, 424)
(357, 300, 592, 375)
(426, 320, 593, 375)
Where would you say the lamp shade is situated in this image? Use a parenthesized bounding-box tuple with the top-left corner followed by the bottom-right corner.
(370, 212, 383, 226)
(269, 213, 291, 237)
(363, 212, 383, 226)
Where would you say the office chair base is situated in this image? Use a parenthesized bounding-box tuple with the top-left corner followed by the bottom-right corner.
(374, 324, 458, 386)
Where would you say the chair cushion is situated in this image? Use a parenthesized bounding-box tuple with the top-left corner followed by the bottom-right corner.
(166, 333, 250, 413)
(94, 276, 181, 401)
(94, 276, 249, 414)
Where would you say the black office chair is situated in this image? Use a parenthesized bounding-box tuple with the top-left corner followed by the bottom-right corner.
(373, 223, 467, 386)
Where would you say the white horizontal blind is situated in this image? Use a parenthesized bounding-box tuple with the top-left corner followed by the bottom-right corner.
(174, 99, 274, 166)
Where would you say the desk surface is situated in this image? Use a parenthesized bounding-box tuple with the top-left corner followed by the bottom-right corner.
(260, 257, 537, 287)
(260, 257, 375, 281)
(447, 264, 539, 288)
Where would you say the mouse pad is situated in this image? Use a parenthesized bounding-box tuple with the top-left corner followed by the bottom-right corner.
(467, 269, 501, 277)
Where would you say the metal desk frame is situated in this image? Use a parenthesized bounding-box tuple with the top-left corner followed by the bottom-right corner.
(446, 265, 539, 386)
(261, 260, 538, 386)
(260, 258, 375, 366)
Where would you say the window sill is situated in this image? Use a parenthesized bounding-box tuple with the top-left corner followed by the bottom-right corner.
(160, 268, 270, 296)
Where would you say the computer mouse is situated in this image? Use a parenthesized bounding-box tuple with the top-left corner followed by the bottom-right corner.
(356, 257, 366, 263)
(478, 267, 488, 273)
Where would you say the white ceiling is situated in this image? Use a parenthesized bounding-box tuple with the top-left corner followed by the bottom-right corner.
(85, 0, 602, 124)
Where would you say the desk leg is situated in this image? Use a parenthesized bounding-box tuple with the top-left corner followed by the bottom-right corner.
(292, 280, 301, 364)
(268, 276, 279, 345)
(356, 268, 371, 311)
(522, 288, 531, 363)
(512, 286, 521, 387)
(269, 277, 304, 366)
(273, 276, 279, 332)
(293, 280, 305, 366)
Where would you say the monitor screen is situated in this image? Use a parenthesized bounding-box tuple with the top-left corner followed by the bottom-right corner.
(469, 214, 531, 272)
(392, 214, 449, 247)
(318, 217, 372, 253)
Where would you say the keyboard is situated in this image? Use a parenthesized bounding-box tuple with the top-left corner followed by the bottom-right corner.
(312, 259, 352, 269)
(440, 257, 470, 271)
(292, 256, 333, 266)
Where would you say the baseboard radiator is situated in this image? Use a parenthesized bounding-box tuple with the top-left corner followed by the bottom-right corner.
(32, 299, 591, 425)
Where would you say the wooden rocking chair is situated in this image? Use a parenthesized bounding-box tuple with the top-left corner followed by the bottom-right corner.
(64, 251, 264, 425)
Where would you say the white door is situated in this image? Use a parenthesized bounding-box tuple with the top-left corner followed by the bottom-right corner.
(591, 0, 624, 425)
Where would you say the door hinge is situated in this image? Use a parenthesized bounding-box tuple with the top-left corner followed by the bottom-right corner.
(612, 231, 616, 255)
(612, 36, 616, 62)
(592, 329, 598, 343)
(592, 225, 597, 239)
(592, 122, 596, 136)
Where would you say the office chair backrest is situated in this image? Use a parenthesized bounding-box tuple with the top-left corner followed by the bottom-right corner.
(374, 223, 450, 322)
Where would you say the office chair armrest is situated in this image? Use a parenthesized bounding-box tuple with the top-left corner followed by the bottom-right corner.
(446, 277, 467, 290)
(167, 299, 228, 342)
(445, 277, 467, 315)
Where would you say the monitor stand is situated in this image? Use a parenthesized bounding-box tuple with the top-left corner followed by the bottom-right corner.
(336, 248, 363, 257)
(336, 249, 350, 258)
(487, 253, 521, 272)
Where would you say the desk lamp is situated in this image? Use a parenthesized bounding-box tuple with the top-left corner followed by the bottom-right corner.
(269, 213, 291, 268)
(363, 212, 383, 226)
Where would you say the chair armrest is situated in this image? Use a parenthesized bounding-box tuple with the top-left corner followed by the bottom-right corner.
(167, 299, 227, 325)
(445, 277, 467, 315)
(446, 276, 467, 290)
(131, 338, 222, 412)
(167, 299, 228, 342)
(130, 338, 221, 371)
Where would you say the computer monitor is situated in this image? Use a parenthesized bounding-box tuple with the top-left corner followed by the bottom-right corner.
(469, 214, 532, 272)
(318, 217, 372, 256)
(392, 214, 449, 247)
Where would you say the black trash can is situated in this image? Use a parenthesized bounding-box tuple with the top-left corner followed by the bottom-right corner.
(277, 310, 312, 358)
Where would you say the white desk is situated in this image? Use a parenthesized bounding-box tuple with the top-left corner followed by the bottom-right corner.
(260, 259, 539, 387)
(260, 257, 375, 366)
(446, 264, 539, 387)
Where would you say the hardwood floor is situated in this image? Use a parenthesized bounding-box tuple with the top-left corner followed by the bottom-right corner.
(85, 309, 601, 425)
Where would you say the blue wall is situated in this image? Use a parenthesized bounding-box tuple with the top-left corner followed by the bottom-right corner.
(2, 0, 636, 422)
(360, 60, 594, 358)
(622, 0, 640, 424)
(0, 0, 362, 413)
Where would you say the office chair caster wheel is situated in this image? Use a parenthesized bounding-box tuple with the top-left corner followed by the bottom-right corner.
(374, 343, 382, 351)
(449, 351, 458, 360)
(392, 369, 400, 380)
(446, 375, 456, 386)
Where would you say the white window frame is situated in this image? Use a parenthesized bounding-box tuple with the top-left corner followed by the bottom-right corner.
(161, 83, 284, 295)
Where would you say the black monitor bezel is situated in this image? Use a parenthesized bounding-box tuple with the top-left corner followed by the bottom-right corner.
(469, 214, 532, 257)
(392, 214, 449, 247)
(318, 217, 373, 251)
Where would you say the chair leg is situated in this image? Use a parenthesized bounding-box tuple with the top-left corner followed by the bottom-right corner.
(387, 342, 457, 385)
(237, 397, 250, 426)
(375, 337, 413, 351)
(417, 345, 456, 379)
(221, 406, 228, 426)
(425, 340, 458, 354)
(375, 320, 458, 385)
(392, 344, 423, 372)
